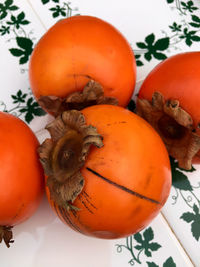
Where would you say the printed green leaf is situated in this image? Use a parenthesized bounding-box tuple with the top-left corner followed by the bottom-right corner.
(189, 22, 200, 28)
(5, 0, 13, 6)
(19, 97, 46, 123)
(135, 54, 144, 66)
(9, 37, 33, 64)
(191, 15, 200, 23)
(41, 0, 50, 4)
(11, 90, 27, 104)
(7, 12, 30, 29)
(19, 55, 29, 64)
(191, 220, 200, 241)
(181, 204, 200, 241)
(148, 242, 161, 251)
(16, 37, 33, 51)
(134, 245, 142, 250)
(169, 22, 182, 32)
(145, 33, 155, 45)
(154, 37, 170, 51)
(180, 212, 195, 222)
(0, 25, 10, 35)
(52, 0, 59, 2)
(143, 227, 154, 242)
(163, 257, 176, 267)
(180, 28, 200, 46)
(153, 52, 167, 60)
(136, 60, 143, 66)
(147, 262, 159, 267)
(134, 232, 143, 243)
(136, 42, 147, 49)
(0, 0, 18, 20)
(144, 52, 152, 61)
(193, 204, 199, 215)
(134, 227, 161, 257)
(170, 157, 193, 191)
(189, 14, 200, 28)
(167, 0, 174, 3)
(49, 5, 66, 18)
(181, 1, 198, 13)
(147, 257, 176, 267)
(136, 34, 169, 62)
(9, 48, 24, 57)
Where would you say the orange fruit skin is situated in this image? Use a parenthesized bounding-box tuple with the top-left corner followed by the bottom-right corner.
(29, 15, 136, 108)
(46, 105, 171, 239)
(0, 112, 44, 226)
(138, 51, 200, 162)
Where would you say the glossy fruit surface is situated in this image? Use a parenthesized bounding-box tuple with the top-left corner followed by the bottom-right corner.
(46, 105, 171, 239)
(29, 15, 136, 108)
(0, 112, 44, 227)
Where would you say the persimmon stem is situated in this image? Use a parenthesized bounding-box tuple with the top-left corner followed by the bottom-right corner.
(0, 226, 14, 248)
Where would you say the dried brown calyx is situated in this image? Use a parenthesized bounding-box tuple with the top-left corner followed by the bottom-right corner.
(38, 110, 103, 210)
(137, 91, 200, 170)
(0, 225, 14, 248)
(38, 80, 118, 117)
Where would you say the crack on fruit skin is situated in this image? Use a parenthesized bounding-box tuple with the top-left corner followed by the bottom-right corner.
(38, 110, 103, 210)
(86, 167, 161, 205)
(38, 80, 118, 117)
(137, 91, 200, 170)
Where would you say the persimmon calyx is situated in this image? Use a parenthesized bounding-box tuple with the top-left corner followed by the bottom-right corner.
(137, 91, 200, 170)
(0, 225, 14, 248)
(38, 80, 118, 117)
(38, 110, 103, 210)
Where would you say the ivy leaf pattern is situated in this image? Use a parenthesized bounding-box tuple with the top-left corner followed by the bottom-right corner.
(163, 257, 176, 267)
(169, 22, 182, 32)
(134, 228, 161, 257)
(6, 12, 29, 29)
(0, 0, 18, 20)
(189, 15, 200, 28)
(170, 157, 194, 191)
(19, 97, 46, 123)
(11, 90, 27, 104)
(41, 0, 50, 4)
(180, 28, 200, 46)
(9, 37, 33, 64)
(181, 204, 200, 241)
(136, 34, 169, 61)
(147, 262, 159, 267)
(166, 0, 174, 3)
(49, 5, 66, 17)
(135, 54, 144, 66)
(41, 0, 59, 3)
(0, 25, 10, 35)
(147, 257, 176, 267)
(181, 1, 198, 13)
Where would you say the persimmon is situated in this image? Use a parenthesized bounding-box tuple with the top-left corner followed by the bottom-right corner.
(39, 105, 171, 239)
(137, 51, 200, 170)
(0, 112, 44, 247)
(29, 15, 136, 115)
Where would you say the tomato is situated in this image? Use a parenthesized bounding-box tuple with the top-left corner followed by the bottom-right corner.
(137, 52, 200, 169)
(39, 105, 171, 239)
(29, 15, 136, 112)
(0, 112, 44, 247)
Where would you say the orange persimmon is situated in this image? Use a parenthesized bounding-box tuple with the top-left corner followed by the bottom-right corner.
(0, 112, 44, 247)
(39, 105, 171, 239)
(137, 52, 200, 169)
(29, 15, 136, 113)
